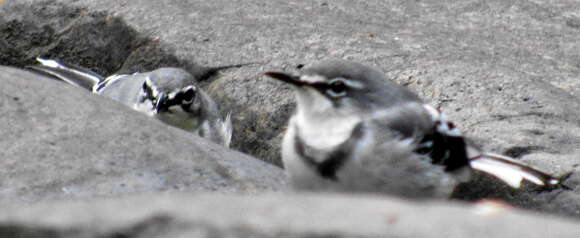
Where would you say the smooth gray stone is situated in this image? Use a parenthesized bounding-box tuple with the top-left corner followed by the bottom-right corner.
(1, 193, 580, 238)
(0, 66, 286, 205)
(2, 0, 580, 218)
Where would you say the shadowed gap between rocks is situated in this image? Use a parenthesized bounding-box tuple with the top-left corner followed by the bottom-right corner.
(0, 1, 213, 84)
(0, 1, 271, 166)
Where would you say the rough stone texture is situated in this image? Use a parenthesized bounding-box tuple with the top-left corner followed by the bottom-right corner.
(3, 0, 577, 170)
(206, 67, 295, 166)
(0, 66, 286, 205)
(1, 0, 580, 234)
(1, 193, 580, 238)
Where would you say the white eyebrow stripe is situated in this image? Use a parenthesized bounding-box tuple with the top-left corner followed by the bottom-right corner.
(301, 75, 364, 89)
(340, 78, 363, 89)
(144, 77, 161, 98)
(300, 75, 326, 84)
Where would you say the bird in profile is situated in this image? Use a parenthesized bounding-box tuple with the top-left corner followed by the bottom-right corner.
(265, 59, 560, 198)
(29, 58, 232, 147)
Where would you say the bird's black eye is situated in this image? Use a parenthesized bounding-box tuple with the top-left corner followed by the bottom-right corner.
(326, 78, 348, 97)
(142, 82, 155, 100)
(181, 87, 196, 104)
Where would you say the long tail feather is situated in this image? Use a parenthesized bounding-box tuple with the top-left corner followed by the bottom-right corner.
(469, 152, 560, 188)
(29, 58, 104, 91)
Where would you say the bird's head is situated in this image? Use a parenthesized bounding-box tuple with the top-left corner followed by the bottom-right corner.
(138, 68, 202, 131)
(265, 60, 419, 118)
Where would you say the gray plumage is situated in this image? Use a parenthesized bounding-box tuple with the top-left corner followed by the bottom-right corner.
(29, 58, 232, 147)
(266, 59, 559, 199)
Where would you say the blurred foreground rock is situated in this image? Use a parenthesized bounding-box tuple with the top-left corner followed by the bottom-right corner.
(0, 67, 286, 205)
(1, 193, 580, 238)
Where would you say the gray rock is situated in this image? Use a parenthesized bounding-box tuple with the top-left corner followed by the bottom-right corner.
(0, 66, 286, 205)
(2, 0, 580, 219)
(1, 193, 580, 238)
(3, 0, 580, 167)
(205, 66, 295, 166)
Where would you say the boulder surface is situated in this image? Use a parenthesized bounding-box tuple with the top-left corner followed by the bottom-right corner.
(0, 67, 286, 205)
(1, 0, 580, 235)
(1, 193, 580, 238)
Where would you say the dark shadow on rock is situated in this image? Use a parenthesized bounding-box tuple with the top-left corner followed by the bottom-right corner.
(0, 0, 205, 79)
(206, 69, 297, 167)
(0, 225, 63, 238)
(503, 146, 546, 158)
(452, 171, 580, 220)
(0, 1, 267, 165)
(117, 39, 207, 79)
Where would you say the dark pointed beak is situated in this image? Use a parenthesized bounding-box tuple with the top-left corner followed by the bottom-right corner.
(264, 72, 305, 86)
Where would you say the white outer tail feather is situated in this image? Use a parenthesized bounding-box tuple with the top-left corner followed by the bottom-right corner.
(469, 152, 559, 188)
(35, 57, 103, 90)
(36, 58, 63, 68)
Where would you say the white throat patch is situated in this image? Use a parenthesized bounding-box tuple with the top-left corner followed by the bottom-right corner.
(293, 110, 362, 151)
